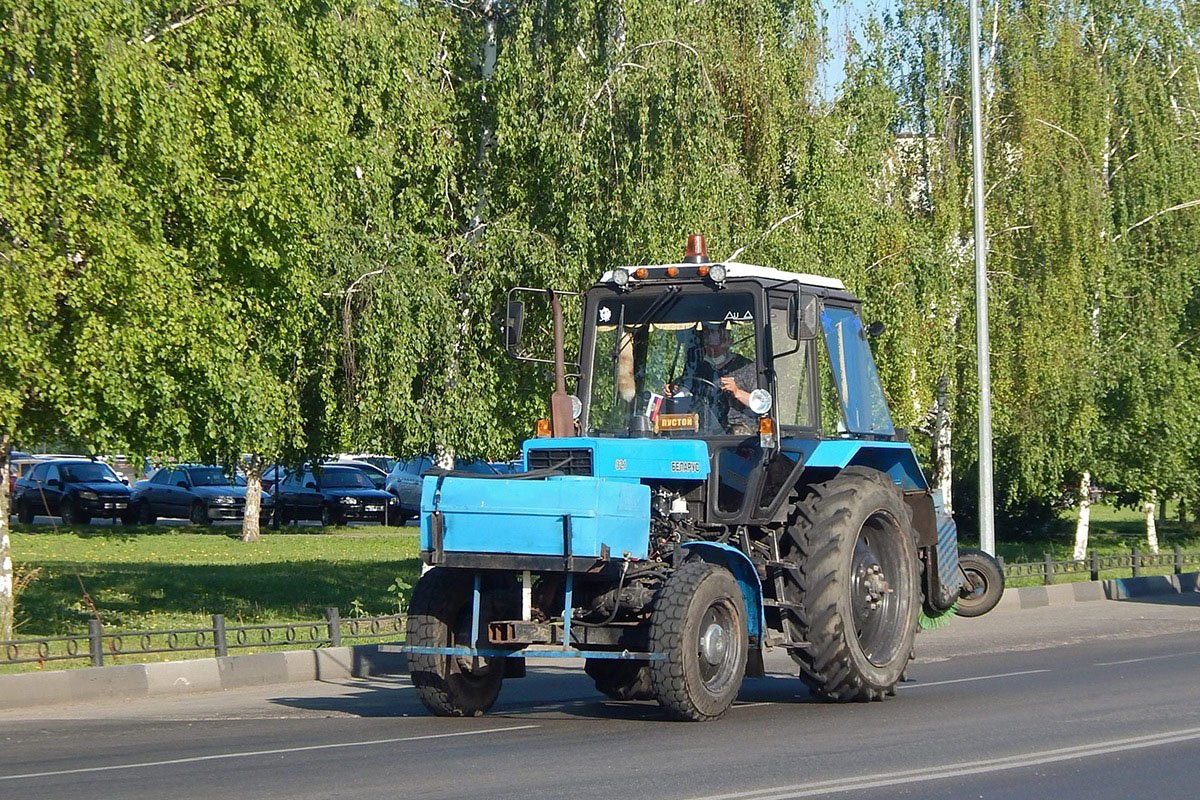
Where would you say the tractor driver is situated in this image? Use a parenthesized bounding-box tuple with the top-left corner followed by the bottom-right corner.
(667, 325, 757, 434)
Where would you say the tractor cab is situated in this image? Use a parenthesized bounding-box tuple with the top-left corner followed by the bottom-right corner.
(524, 234, 907, 528)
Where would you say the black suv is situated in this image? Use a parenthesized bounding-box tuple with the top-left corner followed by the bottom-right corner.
(275, 465, 399, 526)
(130, 465, 273, 526)
(13, 458, 133, 525)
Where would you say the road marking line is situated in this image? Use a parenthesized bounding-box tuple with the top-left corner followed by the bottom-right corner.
(1095, 650, 1200, 666)
(683, 725, 1200, 800)
(898, 669, 1049, 688)
(0, 724, 540, 782)
(732, 702, 777, 709)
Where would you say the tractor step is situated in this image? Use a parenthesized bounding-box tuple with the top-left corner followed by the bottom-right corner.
(762, 598, 803, 610)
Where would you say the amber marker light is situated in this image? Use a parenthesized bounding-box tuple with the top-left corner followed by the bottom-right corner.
(666, 266, 679, 277)
(697, 265, 710, 277)
(535, 418, 552, 438)
(759, 417, 775, 436)
(634, 267, 649, 279)
(683, 234, 709, 263)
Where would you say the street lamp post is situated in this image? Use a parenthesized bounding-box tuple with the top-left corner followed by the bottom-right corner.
(969, 0, 996, 555)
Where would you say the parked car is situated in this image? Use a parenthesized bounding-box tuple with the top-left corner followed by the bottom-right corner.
(12, 458, 133, 525)
(274, 465, 399, 526)
(385, 457, 521, 520)
(334, 453, 398, 473)
(8, 454, 43, 495)
(131, 465, 272, 526)
(327, 459, 388, 490)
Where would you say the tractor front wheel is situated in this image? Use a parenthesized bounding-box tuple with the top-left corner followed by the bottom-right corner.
(649, 561, 748, 721)
(407, 568, 505, 717)
(781, 467, 920, 701)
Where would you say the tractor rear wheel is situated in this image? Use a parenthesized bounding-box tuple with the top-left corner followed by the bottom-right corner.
(585, 658, 654, 701)
(649, 561, 748, 721)
(781, 467, 919, 701)
(407, 568, 505, 717)
(955, 548, 1005, 617)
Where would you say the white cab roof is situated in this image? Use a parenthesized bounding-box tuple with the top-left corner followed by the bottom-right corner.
(598, 261, 845, 290)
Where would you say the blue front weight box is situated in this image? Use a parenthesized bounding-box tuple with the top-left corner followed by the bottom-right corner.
(420, 475, 651, 560)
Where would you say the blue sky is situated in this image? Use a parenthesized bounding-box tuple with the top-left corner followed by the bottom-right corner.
(818, 0, 896, 99)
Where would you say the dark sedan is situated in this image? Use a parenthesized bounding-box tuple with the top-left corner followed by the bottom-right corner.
(275, 465, 399, 526)
(13, 459, 132, 525)
(131, 465, 273, 525)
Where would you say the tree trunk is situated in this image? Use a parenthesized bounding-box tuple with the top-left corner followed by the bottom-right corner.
(1072, 471, 1092, 561)
(932, 374, 953, 514)
(1145, 491, 1159, 555)
(241, 454, 263, 543)
(0, 433, 12, 640)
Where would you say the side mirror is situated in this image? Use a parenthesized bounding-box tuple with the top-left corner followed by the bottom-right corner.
(305, 481, 318, 490)
(176, 481, 189, 489)
(121, 479, 129, 486)
(789, 293, 819, 341)
(47, 478, 60, 488)
(865, 320, 886, 337)
(504, 299, 525, 349)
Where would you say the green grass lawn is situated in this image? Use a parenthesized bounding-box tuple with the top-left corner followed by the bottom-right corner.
(960, 503, 1200, 587)
(9, 522, 422, 639)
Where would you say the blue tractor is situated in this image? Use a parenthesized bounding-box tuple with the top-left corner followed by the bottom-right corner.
(396, 235, 1003, 721)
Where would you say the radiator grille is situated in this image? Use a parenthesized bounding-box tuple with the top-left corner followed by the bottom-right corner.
(527, 448, 593, 476)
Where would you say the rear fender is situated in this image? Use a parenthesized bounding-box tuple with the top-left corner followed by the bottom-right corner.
(679, 542, 763, 643)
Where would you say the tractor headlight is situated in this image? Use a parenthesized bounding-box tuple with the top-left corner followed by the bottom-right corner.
(79, 491, 99, 501)
(708, 263, 728, 285)
(569, 394, 583, 420)
(340, 496, 359, 505)
(612, 268, 630, 288)
(748, 389, 773, 416)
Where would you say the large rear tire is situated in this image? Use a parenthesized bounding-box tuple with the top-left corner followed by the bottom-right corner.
(585, 658, 654, 701)
(407, 568, 505, 717)
(955, 548, 1005, 617)
(781, 467, 919, 701)
(649, 561, 748, 721)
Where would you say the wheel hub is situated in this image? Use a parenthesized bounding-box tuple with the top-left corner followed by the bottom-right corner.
(700, 621, 728, 666)
(858, 563, 891, 610)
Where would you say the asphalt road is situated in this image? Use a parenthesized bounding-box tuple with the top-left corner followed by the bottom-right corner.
(3, 592, 1199, 800)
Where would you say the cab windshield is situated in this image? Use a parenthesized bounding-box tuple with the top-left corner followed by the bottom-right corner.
(586, 291, 759, 436)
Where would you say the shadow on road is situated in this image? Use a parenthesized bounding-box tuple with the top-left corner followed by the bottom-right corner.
(266, 670, 816, 722)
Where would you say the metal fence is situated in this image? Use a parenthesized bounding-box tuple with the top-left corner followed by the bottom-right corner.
(1, 609, 405, 667)
(1000, 545, 1200, 586)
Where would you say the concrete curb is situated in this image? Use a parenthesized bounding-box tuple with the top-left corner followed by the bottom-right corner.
(0, 643, 408, 711)
(992, 570, 1200, 612)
